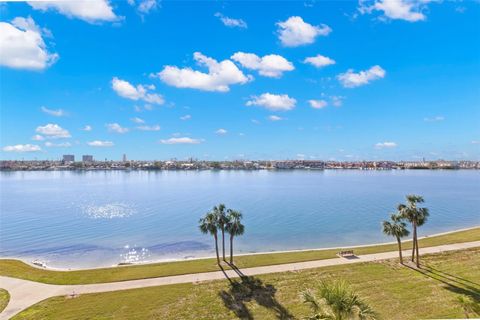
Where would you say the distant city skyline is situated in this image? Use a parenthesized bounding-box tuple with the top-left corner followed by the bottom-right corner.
(1, 1, 479, 161)
(3, 157, 478, 171)
(3, 153, 477, 163)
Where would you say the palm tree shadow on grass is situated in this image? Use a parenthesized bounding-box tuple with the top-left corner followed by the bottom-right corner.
(406, 264, 480, 303)
(422, 264, 480, 287)
(226, 261, 246, 277)
(218, 263, 293, 320)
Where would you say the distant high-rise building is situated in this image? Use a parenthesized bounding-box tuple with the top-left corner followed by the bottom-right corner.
(63, 155, 75, 162)
(122, 154, 127, 162)
(82, 155, 93, 162)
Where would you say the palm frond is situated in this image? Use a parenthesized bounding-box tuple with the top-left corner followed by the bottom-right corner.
(226, 209, 245, 236)
(355, 299, 378, 320)
(301, 289, 321, 313)
(302, 280, 376, 320)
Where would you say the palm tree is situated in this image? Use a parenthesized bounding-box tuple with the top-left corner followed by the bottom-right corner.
(382, 213, 410, 264)
(397, 203, 416, 261)
(225, 209, 245, 264)
(199, 211, 220, 265)
(301, 280, 377, 320)
(213, 204, 228, 261)
(398, 194, 429, 267)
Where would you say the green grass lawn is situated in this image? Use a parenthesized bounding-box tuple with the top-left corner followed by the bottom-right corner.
(1, 227, 478, 285)
(13, 248, 480, 319)
(0, 289, 10, 313)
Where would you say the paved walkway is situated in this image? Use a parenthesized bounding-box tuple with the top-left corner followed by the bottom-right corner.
(1, 241, 479, 319)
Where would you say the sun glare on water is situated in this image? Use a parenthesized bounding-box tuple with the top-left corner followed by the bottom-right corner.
(82, 203, 136, 219)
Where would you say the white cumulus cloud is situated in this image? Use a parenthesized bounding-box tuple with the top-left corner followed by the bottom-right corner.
(304, 54, 336, 68)
(137, 125, 160, 131)
(424, 116, 445, 122)
(231, 52, 294, 78)
(137, 0, 158, 14)
(359, 0, 427, 22)
(131, 117, 145, 124)
(276, 16, 331, 47)
(82, 125, 92, 131)
(0, 17, 58, 70)
(41, 106, 66, 117)
(88, 140, 114, 147)
(31, 134, 45, 141)
(154, 52, 251, 92)
(45, 141, 72, 148)
(106, 123, 129, 134)
(215, 128, 228, 135)
(308, 99, 328, 109)
(214, 13, 247, 28)
(375, 141, 397, 149)
(159, 137, 203, 144)
(28, 0, 119, 23)
(112, 77, 164, 105)
(337, 65, 386, 88)
(246, 93, 296, 111)
(268, 115, 283, 121)
(36, 123, 71, 138)
(180, 114, 191, 120)
(2, 144, 42, 152)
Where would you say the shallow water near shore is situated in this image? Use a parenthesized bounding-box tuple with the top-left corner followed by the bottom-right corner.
(0, 169, 479, 268)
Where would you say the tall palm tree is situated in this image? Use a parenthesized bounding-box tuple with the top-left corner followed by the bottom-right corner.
(382, 213, 410, 264)
(214, 204, 228, 261)
(199, 211, 220, 265)
(301, 280, 377, 320)
(398, 194, 429, 267)
(225, 209, 245, 264)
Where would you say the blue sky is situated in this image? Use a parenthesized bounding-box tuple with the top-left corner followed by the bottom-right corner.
(1, 0, 479, 161)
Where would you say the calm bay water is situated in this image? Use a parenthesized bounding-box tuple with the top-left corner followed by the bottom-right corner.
(0, 170, 479, 268)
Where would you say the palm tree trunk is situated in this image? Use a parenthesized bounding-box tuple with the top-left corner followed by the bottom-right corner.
(230, 234, 234, 264)
(221, 227, 226, 261)
(415, 232, 420, 268)
(214, 233, 220, 265)
(411, 222, 417, 262)
(396, 237, 403, 264)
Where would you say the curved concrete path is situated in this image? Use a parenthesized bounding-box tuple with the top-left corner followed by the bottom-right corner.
(1, 241, 479, 319)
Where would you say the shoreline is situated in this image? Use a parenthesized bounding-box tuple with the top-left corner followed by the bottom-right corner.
(4, 225, 478, 272)
(1, 168, 479, 172)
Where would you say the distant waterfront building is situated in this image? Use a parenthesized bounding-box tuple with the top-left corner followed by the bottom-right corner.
(82, 155, 93, 162)
(63, 154, 75, 162)
(122, 154, 127, 162)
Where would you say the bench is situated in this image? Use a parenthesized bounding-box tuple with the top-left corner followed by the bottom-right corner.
(337, 250, 355, 257)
